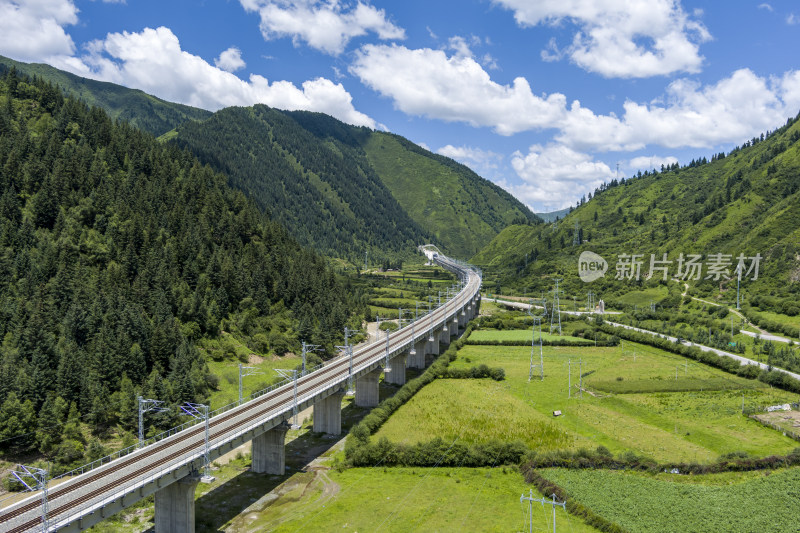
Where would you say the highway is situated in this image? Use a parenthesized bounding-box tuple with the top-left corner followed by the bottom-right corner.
(0, 254, 481, 533)
(488, 296, 800, 381)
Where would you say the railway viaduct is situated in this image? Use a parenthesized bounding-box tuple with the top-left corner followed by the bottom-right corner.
(0, 252, 482, 533)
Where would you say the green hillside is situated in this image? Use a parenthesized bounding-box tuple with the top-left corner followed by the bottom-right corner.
(0, 56, 211, 136)
(361, 132, 538, 257)
(0, 58, 538, 260)
(473, 111, 800, 306)
(0, 69, 355, 461)
(170, 106, 430, 263)
(172, 107, 538, 260)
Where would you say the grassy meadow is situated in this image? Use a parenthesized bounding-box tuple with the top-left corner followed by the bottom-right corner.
(377, 337, 798, 462)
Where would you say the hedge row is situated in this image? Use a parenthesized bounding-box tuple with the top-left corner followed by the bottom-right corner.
(523, 469, 627, 533)
(438, 364, 505, 381)
(520, 446, 800, 474)
(596, 323, 800, 394)
(344, 323, 477, 460)
(465, 339, 615, 347)
(347, 436, 528, 467)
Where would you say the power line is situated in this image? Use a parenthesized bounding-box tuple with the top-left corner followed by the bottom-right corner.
(520, 490, 566, 533)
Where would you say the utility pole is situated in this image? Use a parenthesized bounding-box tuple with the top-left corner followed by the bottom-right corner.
(579, 359, 583, 398)
(181, 402, 212, 482)
(364, 250, 368, 271)
(568, 359, 571, 399)
(520, 490, 566, 533)
(737, 269, 741, 310)
(274, 368, 299, 428)
(12, 465, 49, 533)
(138, 396, 168, 448)
(384, 328, 392, 373)
(587, 291, 595, 312)
(239, 363, 262, 403)
(301, 341, 321, 376)
(527, 302, 543, 381)
(551, 279, 563, 336)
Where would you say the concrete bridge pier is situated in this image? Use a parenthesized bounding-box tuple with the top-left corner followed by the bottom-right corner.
(355, 368, 382, 407)
(449, 317, 458, 337)
(385, 352, 406, 385)
(458, 310, 467, 329)
(154, 471, 201, 533)
(408, 340, 427, 369)
(427, 333, 439, 356)
(251, 422, 290, 475)
(439, 327, 451, 346)
(313, 389, 345, 435)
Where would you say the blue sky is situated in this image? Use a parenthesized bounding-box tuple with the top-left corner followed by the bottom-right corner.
(2, 0, 799, 212)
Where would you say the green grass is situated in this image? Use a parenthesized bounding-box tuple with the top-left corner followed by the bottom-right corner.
(539, 467, 800, 533)
(253, 467, 599, 532)
(615, 286, 670, 306)
(206, 355, 303, 411)
(469, 329, 593, 344)
(378, 342, 797, 462)
(376, 379, 572, 450)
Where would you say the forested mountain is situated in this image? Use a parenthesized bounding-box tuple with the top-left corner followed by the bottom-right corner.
(473, 111, 800, 304)
(169, 106, 430, 262)
(0, 57, 537, 261)
(0, 68, 353, 461)
(0, 55, 211, 136)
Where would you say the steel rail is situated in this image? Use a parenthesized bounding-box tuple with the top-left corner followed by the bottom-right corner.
(1, 256, 480, 533)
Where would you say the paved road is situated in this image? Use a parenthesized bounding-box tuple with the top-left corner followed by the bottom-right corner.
(487, 297, 800, 381)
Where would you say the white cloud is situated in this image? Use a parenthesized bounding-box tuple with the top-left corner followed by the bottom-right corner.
(437, 145, 503, 170)
(759, 3, 773, 12)
(493, 0, 711, 78)
(628, 155, 678, 172)
(215, 46, 246, 72)
(350, 44, 567, 135)
(788, 13, 799, 25)
(558, 68, 800, 151)
(351, 42, 800, 152)
(510, 144, 613, 211)
(71, 27, 374, 127)
(240, 0, 404, 55)
(0, 0, 78, 62)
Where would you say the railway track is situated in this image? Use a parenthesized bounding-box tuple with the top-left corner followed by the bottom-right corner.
(1, 256, 480, 532)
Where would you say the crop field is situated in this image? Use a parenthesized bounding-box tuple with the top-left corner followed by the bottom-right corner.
(377, 342, 797, 462)
(241, 467, 599, 533)
(538, 467, 800, 532)
(469, 329, 593, 344)
(375, 379, 572, 450)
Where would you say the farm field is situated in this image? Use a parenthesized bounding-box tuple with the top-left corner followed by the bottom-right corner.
(243, 467, 599, 533)
(538, 467, 800, 533)
(377, 342, 798, 462)
(469, 328, 593, 344)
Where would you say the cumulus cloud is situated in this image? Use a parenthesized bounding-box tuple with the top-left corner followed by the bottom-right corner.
(493, 0, 711, 78)
(240, 0, 404, 55)
(0, 0, 78, 62)
(508, 144, 613, 211)
(788, 13, 799, 25)
(628, 155, 678, 172)
(558, 68, 800, 151)
(438, 145, 503, 168)
(73, 27, 374, 127)
(215, 46, 246, 72)
(350, 44, 567, 135)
